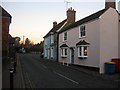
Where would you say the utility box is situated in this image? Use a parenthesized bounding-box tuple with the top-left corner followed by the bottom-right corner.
(105, 62, 116, 74)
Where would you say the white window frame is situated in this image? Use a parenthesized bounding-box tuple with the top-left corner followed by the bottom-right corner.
(45, 48, 47, 57)
(79, 25, 86, 38)
(51, 47, 53, 58)
(77, 45, 88, 58)
(63, 32, 67, 41)
(44, 39, 47, 46)
(61, 48, 67, 57)
(51, 34, 54, 44)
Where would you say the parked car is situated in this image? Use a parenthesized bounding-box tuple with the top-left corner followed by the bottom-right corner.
(19, 48, 26, 53)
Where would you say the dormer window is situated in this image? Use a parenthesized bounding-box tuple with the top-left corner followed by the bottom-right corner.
(63, 32, 67, 41)
(79, 25, 86, 38)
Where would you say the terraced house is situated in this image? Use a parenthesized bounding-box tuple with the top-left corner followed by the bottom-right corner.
(43, 7, 76, 61)
(58, 0, 120, 74)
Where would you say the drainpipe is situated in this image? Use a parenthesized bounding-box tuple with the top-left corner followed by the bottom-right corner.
(56, 33, 59, 62)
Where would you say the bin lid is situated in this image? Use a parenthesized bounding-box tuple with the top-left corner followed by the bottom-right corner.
(112, 58, 120, 60)
(105, 62, 116, 64)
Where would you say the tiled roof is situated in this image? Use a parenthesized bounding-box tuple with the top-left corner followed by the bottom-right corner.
(43, 19, 67, 38)
(60, 44, 68, 48)
(76, 40, 90, 46)
(59, 8, 108, 34)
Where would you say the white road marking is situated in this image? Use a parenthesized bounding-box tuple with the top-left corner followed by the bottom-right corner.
(25, 71, 34, 88)
(41, 64, 47, 69)
(54, 71, 79, 85)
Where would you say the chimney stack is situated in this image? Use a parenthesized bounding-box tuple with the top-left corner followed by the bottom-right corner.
(67, 7, 76, 24)
(53, 21, 57, 27)
(105, 0, 116, 9)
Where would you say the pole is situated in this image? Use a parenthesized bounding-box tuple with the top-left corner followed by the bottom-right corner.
(23, 35, 25, 45)
(9, 68, 14, 89)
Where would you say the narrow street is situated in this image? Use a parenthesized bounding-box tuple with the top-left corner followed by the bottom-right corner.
(18, 53, 118, 88)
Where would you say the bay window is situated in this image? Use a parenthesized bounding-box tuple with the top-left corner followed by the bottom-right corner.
(78, 46, 88, 58)
(76, 40, 90, 59)
(51, 47, 53, 58)
(61, 48, 67, 57)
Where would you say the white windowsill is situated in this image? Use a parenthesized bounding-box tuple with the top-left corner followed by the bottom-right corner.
(79, 36, 86, 39)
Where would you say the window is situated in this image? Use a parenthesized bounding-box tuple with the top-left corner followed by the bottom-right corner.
(44, 39, 47, 46)
(61, 48, 67, 57)
(45, 49, 47, 57)
(79, 25, 86, 38)
(78, 46, 88, 58)
(51, 47, 53, 58)
(51, 34, 54, 44)
(63, 32, 67, 41)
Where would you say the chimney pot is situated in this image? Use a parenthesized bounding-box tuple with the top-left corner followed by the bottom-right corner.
(53, 21, 57, 27)
(105, 0, 116, 9)
(67, 7, 76, 24)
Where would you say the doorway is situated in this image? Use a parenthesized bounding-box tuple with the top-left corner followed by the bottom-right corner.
(70, 48, 74, 64)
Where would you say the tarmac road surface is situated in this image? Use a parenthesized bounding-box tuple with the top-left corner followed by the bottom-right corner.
(18, 53, 118, 88)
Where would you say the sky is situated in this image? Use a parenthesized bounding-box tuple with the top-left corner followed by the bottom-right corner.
(1, 0, 120, 44)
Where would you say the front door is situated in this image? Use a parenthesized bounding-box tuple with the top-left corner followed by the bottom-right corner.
(70, 48, 74, 64)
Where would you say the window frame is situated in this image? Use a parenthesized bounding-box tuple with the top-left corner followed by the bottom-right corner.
(79, 25, 86, 38)
(77, 45, 88, 58)
(63, 32, 67, 41)
(50, 47, 53, 58)
(51, 34, 54, 44)
(61, 47, 68, 58)
(45, 48, 47, 58)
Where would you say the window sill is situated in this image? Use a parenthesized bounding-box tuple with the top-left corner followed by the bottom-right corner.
(63, 40, 67, 43)
(78, 56, 88, 59)
(61, 56, 67, 58)
(79, 36, 86, 39)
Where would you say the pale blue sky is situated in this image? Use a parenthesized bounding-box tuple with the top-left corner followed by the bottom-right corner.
(1, 0, 120, 44)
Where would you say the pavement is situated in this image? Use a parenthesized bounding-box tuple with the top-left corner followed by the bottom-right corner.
(47, 60, 120, 83)
(65, 63, 120, 82)
(13, 54, 120, 88)
(13, 54, 25, 88)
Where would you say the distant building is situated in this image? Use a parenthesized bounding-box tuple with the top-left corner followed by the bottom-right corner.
(1, 6, 12, 56)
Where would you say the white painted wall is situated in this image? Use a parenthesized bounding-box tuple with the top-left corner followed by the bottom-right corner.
(0, 17, 2, 89)
(100, 8, 119, 73)
(118, 14, 120, 57)
(59, 19, 100, 68)
(59, 8, 119, 74)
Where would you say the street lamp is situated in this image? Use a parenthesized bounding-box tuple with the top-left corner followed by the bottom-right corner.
(23, 35, 25, 45)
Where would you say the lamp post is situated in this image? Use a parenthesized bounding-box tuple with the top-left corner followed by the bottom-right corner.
(23, 35, 25, 45)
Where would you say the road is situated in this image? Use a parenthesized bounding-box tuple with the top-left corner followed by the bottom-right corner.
(18, 53, 118, 88)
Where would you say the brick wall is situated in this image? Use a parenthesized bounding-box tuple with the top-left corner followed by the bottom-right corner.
(2, 17, 11, 55)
